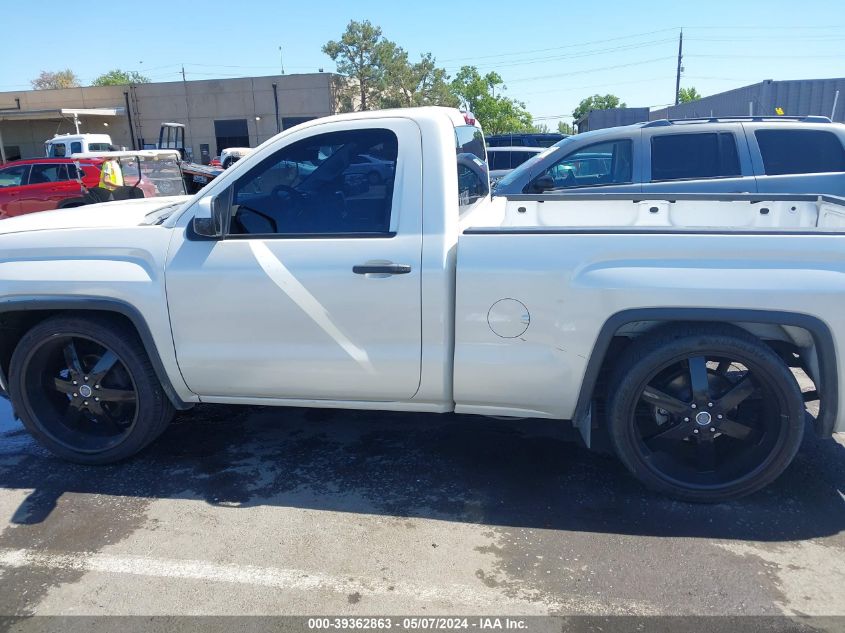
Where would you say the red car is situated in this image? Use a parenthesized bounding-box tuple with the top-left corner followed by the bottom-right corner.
(0, 158, 103, 219)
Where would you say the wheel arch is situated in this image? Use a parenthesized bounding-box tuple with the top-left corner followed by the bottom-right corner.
(0, 297, 192, 410)
(574, 308, 837, 439)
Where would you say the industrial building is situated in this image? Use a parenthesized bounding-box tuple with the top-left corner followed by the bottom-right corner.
(0, 72, 337, 163)
(576, 77, 845, 132)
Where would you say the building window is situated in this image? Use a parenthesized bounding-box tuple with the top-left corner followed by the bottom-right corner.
(282, 116, 317, 130)
(214, 119, 250, 156)
(2, 146, 21, 162)
(755, 129, 845, 175)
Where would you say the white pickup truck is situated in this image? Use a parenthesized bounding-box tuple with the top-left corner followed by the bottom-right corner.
(1, 107, 843, 502)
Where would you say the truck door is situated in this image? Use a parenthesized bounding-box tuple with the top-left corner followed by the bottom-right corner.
(640, 125, 758, 193)
(165, 118, 423, 402)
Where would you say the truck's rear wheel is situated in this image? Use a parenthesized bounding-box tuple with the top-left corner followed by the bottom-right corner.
(9, 315, 174, 464)
(606, 325, 805, 502)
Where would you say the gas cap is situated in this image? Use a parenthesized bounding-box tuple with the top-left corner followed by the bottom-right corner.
(487, 299, 530, 338)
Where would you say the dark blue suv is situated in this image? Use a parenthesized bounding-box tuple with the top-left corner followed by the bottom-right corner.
(485, 133, 566, 148)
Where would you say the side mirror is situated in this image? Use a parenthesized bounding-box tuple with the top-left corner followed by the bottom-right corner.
(191, 190, 229, 238)
(530, 174, 556, 193)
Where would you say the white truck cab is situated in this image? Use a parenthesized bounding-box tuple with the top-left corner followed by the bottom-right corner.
(46, 133, 114, 158)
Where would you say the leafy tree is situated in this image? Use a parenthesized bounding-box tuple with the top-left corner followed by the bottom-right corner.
(383, 51, 457, 108)
(323, 20, 392, 111)
(678, 86, 702, 103)
(91, 69, 150, 86)
(31, 69, 80, 90)
(325, 21, 456, 112)
(572, 94, 625, 122)
(533, 123, 550, 133)
(557, 121, 574, 135)
(450, 66, 533, 134)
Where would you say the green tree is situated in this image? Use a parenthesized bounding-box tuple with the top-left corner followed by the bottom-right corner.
(557, 121, 574, 135)
(91, 69, 150, 86)
(30, 69, 80, 90)
(323, 20, 392, 111)
(572, 94, 625, 122)
(533, 123, 550, 133)
(450, 66, 533, 134)
(678, 86, 702, 103)
(379, 47, 456, 108)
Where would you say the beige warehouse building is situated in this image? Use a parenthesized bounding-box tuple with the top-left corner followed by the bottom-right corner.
(0, 72, 337, 163)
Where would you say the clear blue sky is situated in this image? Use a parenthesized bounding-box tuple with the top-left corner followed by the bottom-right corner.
(4, 0, 844, 125)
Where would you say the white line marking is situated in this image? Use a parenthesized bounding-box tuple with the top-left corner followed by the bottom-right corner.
(249, 241, 374, 373)
(0, 547, 562, 611)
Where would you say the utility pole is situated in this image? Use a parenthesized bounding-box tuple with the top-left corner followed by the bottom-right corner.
(279, 46, 285, 75)
(674, 29, 683, 106)
(181, 65, 194, 157)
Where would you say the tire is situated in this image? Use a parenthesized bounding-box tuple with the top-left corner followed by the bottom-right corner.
(367, 170, 382, 185)
(605, 324, 805, 502)
(222, 157, 235, 169)
(9, 314, 174, 464)
(58, 199, 85, 209)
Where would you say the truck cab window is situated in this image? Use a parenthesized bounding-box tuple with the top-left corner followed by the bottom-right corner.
(455, 125, 488, 212)
(229, 128, 398, 236)
(530, 139, 632, 191)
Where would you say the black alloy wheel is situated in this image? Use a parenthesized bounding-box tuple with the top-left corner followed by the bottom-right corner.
(9, 315, 175, 463)
(23, 334, 138, 453)
(606, 325, 805, 501)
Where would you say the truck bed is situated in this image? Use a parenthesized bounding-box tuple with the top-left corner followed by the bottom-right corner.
(488, 193, 845, 232)
(455, 192, 845, 434)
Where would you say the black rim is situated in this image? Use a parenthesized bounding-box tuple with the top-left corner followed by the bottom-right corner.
(629, 352, 791, 490)
(21, 335, 138, 454)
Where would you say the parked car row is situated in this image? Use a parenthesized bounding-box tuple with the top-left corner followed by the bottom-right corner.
(0, 151, 186, 219)
(2, 116, 844, 221)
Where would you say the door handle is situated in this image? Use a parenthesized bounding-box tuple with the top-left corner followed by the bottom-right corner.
(352, 263, 412, 275)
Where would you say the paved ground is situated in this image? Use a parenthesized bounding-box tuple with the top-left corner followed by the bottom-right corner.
(0, 392, 843, 618)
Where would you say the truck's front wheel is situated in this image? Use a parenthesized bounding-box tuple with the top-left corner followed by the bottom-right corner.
(606, 325, 805, 502)
(9, 315, 174, 464)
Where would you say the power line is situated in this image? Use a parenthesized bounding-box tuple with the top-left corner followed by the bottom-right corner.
(519, 75, 671, 97)
(505, 56, 676, 83)
(688, 53, 844, 59)
(443, 37, 678, 71)
(437, 27, 680, 63)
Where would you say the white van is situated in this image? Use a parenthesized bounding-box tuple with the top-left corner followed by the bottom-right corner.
(45, 133, 114, 158)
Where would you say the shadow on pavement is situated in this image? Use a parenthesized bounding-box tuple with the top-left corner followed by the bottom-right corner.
(1, 405, 843, 541)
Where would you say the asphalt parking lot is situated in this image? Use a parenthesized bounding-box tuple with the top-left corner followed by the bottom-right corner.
(0, 394, 843, 619)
